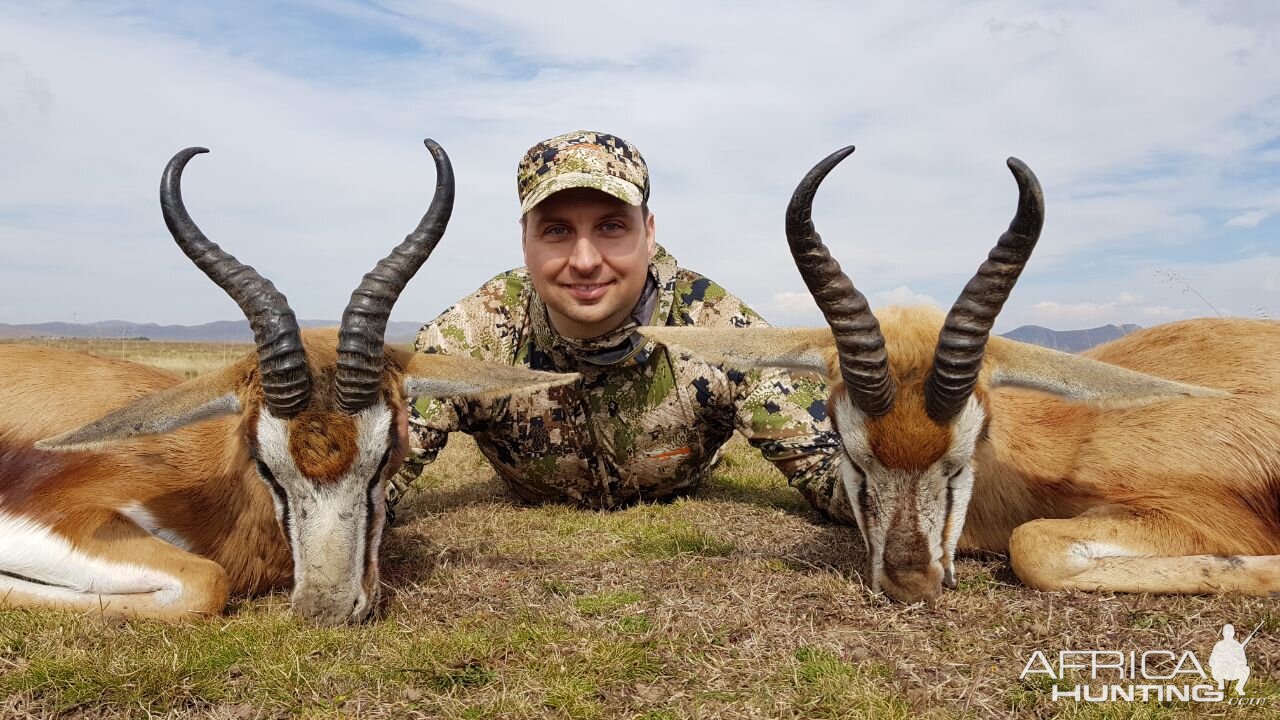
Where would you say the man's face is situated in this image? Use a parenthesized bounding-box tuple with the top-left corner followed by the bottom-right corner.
(522, 187, 656, 339)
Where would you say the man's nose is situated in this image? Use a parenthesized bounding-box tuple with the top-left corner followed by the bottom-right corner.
(568, 236, 602, 274)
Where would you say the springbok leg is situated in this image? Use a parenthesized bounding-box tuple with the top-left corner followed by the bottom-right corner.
(0, 512, 229, 620)
(1008, 508, 1280, 596)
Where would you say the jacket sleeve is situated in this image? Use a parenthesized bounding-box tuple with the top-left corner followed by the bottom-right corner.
(731, 367, 843, 494)
(393, 271, 526, 487)
(677, 271, 844, 494)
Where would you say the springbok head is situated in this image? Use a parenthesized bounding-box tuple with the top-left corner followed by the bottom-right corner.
(641, 147, 1223, 604)
(36, 140, 578, 624)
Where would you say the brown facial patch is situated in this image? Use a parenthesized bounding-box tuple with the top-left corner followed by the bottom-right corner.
(865, 391, 950, 472)
(823, 306, 958, 473)
(287, 411, 358, 483)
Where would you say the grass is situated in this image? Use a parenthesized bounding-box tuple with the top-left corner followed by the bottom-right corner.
(0, 337, 253, 379)
(2, 343, 1279, 718)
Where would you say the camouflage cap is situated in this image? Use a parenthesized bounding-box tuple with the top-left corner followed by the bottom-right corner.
(517, 130, 650, 214)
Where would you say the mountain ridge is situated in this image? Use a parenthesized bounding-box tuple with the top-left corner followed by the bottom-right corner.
(0, 319, 1143, 351)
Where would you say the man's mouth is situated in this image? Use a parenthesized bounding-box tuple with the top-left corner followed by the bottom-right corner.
(564, 281, 613, 301)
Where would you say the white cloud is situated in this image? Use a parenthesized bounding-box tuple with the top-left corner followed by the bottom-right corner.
(1029, 297, 1188, 326)
(769, 291, 818, 314)
(1225, 209, 1273, 228)
(762, 291, 821, 327)
(873, 286, 941, 309)
(0, 2, 1278, 328)
(999, 254, 1280, 329)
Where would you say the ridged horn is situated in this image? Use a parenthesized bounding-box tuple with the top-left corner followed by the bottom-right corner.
(925, 157, 1045, 423)
(161, 148, 311, 418)
(786, 146, 895, 418)
(336, 139, 455, 414)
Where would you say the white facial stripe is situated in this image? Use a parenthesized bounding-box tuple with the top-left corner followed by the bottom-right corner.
(349, 399, 393, 584)
(119, 502, 193, 553)
(256, 409, 303, 578)
(941, 467, 973, 565)
(951, 396, 985, 457)
(0, 510, 183, 604)
(838, 455, 869, 547)
(940, 397, 984, 571)
(830, 394, 885, 589)
(830, 393, 872, 458)
(255, 401, 392, 614)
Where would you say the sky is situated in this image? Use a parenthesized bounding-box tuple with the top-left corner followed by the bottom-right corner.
(1, 0, 1277, 331)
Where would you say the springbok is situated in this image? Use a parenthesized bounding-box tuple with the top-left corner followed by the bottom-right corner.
(642, 147, 1280, 604)
(0, 140, 576, 624)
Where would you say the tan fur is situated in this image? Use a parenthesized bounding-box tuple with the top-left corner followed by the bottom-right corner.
(909, 314, 1277, 594)
(0, 346, 290, 603)
(644, 308, 1280, 597)
(0, 328, 578, 619)
(976, 318, 1280, 556)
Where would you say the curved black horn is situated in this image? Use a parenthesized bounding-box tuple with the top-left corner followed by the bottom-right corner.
(161, 148, 311, 417)
(786, 146, 895, 418)
(925, 157, 1044, 423)
(336, 139, 455, 414)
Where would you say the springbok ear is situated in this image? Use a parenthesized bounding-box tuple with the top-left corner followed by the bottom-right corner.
(36, 364, 245, 452)
(402, 353, 579, 399)
(985, 336, 1229, 407)
(637, 327, 833, 375)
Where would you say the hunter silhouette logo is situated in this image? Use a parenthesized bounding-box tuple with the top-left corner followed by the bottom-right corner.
(1209, 622, 1259, 696)
(1021, 620, 1268, 705)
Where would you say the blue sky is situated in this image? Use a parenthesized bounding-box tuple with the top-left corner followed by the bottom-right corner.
(1, 0, 1277, 330)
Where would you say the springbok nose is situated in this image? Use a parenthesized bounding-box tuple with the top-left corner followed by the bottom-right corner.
(880, 564, 944, 605)
(292, 588, 371, 626)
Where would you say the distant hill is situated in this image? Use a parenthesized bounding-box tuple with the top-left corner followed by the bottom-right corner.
(1001, 323, 1142, 352)
(0, 319, 424, 344)
(1, 319, 1142, 352)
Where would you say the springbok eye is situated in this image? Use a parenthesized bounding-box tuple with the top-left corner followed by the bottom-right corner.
(255, 459, 275, 483)
(369, 448, 392, 489)
(846, 459, 868, 479)
(254, 459, 286, 498)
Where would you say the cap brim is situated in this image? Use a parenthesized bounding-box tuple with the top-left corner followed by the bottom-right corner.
(520, 172, 644, 215)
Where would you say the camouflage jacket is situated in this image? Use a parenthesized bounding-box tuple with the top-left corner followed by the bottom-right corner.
(396, 245, 845, 512)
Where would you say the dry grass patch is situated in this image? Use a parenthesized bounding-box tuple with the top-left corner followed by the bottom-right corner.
(2, 342, 1278, 718)
(0, 338, 252, 379)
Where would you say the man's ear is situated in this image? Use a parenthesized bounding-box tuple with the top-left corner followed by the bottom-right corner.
(36, 363, 246, 451)
(645, 210, 656, 257)
(638, 326, 833, 376)
(985, 336, 1229, 408)
(402, 353, 579, 399)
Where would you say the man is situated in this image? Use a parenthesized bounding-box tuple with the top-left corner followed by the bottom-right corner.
(393, 130, 841, 512)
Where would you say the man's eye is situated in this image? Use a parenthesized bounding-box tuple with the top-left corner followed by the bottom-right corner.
(544, 225, 571, 237)
(600, 221, 625, 233)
